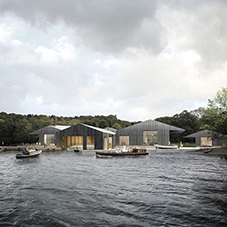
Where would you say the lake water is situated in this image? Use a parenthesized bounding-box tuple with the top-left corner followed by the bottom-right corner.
(0, 151, 227, 226)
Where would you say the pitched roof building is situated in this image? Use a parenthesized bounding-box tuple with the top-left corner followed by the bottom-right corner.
(57, 123, 115, 150)
(30, 125, 70, 146)
(30, 120, 185, 150)
(184, 130, 227, 147)
(116, 119, 185, 147)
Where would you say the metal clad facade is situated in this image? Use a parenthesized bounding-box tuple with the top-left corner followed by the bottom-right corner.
(30, 125, 67, 145)
(59, 124, 104, 150)
(185, 130, 226, 147)
(116, 119, 184, 146)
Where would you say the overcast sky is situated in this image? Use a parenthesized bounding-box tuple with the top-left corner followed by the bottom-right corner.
(1, 0, 227, 121)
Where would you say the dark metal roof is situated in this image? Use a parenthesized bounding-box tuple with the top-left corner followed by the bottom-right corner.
(184, 130, 226, 139)
(117, 119, 185, 133)
(184, 130, 212, 138)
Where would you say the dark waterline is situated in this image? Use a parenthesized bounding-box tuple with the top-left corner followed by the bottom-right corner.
(0, 151, 227, 226)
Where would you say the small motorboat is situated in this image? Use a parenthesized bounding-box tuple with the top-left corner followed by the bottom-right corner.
(155, 144, 178, 149)
(96, 148, 148, 157)
(74, 149, 81, 152)
(16, 150, 42, 159)
(67, 146, 82, 152)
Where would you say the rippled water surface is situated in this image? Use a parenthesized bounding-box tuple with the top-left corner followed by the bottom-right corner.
(0, 151, 227, 226)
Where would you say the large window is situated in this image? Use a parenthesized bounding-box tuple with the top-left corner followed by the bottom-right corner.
(143, 131, 158, 145)
(87, 136, 95, 150)
(65, 136, 83, 150)
(44, 134, 55, 145)
(201, 137, 212, 147)
(119, 136, 129, 145)
(72, 136, 83, 146)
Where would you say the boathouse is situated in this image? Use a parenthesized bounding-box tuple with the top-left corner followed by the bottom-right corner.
(184, 130, 226, 147)
(116, 119, 185, 147)
(30, 125, 70, 146)
(56, 124, 116, 151)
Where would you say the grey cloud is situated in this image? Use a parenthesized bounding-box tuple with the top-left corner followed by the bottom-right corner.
(0, 0, 163, 54)
(159, 0, 227, 67)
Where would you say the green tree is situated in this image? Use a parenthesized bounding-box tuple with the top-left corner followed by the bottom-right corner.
(83, 120, 98, 127)
(14, 118, 33, 144)
(208, 87, 227, 112)
(203, 87, 227, 135)
(112, 123, 122, 130)
(99, 119, 108, 128)
(156, 110, 200, 143)
(0, 118, 15, 145)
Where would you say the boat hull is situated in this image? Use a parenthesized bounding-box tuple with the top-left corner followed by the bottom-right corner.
(155, 145, 178, 149)
(74, 149, 81, 152)
(96, 149, 148, 156)
(16, 150, 42, 159)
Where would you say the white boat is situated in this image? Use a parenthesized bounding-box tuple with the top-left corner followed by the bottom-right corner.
(155, 144, 178, 149)
(16, 150, 42, 159)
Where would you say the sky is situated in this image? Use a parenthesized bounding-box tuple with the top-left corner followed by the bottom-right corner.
(1, 0, 227, 122)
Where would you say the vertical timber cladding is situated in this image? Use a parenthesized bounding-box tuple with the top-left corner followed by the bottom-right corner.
(60, 124, 104, 150)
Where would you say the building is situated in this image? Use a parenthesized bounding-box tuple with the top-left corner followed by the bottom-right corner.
(56, 124, 116, 150)
(30, 125, 70, 146)
(184, 130, 227, 147)
(30, 120, 185, 150)
(116, 119, 185, 147)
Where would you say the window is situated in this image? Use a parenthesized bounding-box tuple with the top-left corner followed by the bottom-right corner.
(201, 137, 212, 147)
(119, 136, 129, 145)
(72, 136, 83, 146)
(87, 136, 95, 150)
(143, 131, 158, 145)
(44, 134, 55, 145)
(109, 135, 113, 149)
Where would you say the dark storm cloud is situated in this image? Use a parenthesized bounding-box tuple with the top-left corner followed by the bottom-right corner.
(0, 0, 163, 54)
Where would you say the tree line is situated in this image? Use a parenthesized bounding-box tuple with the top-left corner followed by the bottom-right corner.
(0, 113, 139, 145)
(0, 87, 227, 145)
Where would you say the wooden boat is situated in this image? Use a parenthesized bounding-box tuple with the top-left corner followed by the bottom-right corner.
(96, 148, 148, 156)
(16, 150, 42, 159)
(155, 144, 178, 149)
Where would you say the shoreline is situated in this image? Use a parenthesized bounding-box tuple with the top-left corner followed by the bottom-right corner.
(1, 146, 227, 158)
(186, 148, 227, 158)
